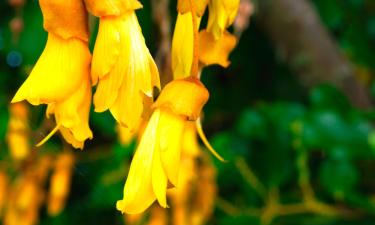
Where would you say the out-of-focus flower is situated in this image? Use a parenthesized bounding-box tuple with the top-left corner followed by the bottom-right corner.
(4, 178, 41, 225)
(85, 0, 160, 131)
(6, 102, 30, 161)
(190, 157, 217, 225)
(146, 206, 167, 225)
(47, 152, 75, 216)
(207, 0, 240, 39)
(0, 170, 8, 217)
(116, 78, 209, 214)
(4, 155, 52, 225)
(11, 0, 92, 149)
(168, 124, 217, 225)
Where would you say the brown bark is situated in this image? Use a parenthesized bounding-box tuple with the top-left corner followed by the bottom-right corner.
(151, 0, 173, 87)
(255, 0, 372, 108)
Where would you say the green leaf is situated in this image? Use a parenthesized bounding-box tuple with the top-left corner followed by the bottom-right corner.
(319, 159, 358, 198)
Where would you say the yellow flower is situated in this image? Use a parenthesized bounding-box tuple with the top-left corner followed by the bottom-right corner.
(177, 0, 209, 16)
(172, 0, 208, 79)
(84, 0, 142, 16)
(11, 0, 92, 149)
(86, 0, 160, 131)
(172, 12, 200, 79)
(207, 0, 240, 39)
(199, 29, 237, 67)
(6, 102, 30, 161)
(116, 78, 209, 214)
(47, 152, 75, 216)
(40, 0, 89, 42)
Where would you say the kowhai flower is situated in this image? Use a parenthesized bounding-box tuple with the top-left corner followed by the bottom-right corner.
(172, 0, 207, 79)
(116, 78, 209, 214)
(198, 29, 237, 68)
(86, 0, 160, 131)
(11, 0, 93, 149)
(47, 152, 75, 216)
(6, 102, 30, 161)
(207, 0, 240, 39)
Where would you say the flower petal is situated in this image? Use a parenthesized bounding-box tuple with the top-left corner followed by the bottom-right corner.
(84, 0, 142, 17)
(158, 110, 185, 186)
(151, 137, 168, 208)
(172, 13, 194, 79)
(91, 17, 121, 85)
(12, 33, 90, 105)
(199, 29, 237, 67)
(117, 109, 161, 214)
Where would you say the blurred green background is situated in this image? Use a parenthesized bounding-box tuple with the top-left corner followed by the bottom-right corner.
(1, 0, 375, 225)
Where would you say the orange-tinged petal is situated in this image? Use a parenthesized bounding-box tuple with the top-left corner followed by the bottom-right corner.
(84, 0, 142, 17)
(199, 29, 237, 67)
(177, 0, 209, 17)
(117, 109, 161, 214)
(153, 78, 209, 120)
(0, 171, 8, 214)
(12, 33, 90, 105)
(39, 0, 89, 41)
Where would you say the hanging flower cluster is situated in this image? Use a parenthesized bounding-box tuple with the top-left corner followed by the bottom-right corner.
(12, 0, 93, 149)
(11, 0, 240, 216)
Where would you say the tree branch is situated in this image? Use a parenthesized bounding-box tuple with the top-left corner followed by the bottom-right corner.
(255, 0, 372, 108)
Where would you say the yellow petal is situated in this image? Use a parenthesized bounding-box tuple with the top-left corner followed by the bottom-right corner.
(199, 29, 237, 67)
(153, 77, 209, 120)
(172, 13, 194, 79)
(177, 0, 209, 17)
(84, 0, 143, 17)
(158, 110, 185, 186)
(109, 75, 144, 131)
(93, 12, 160, 130)
(12, 33, 90, 105)
(53, 80, 93, 149)
(117, 109, 161, 214)
(207, 0, 240, 39)
(39, 0, 89, 41)
(181, 121, 200, 156)
(91, 17, 121, 85)
(151, 137, 168, 208)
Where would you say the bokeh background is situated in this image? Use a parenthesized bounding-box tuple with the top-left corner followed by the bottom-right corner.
(1, 0, 375, 225)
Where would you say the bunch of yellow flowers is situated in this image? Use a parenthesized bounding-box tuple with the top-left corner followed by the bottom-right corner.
(12, 0, 240, 215)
